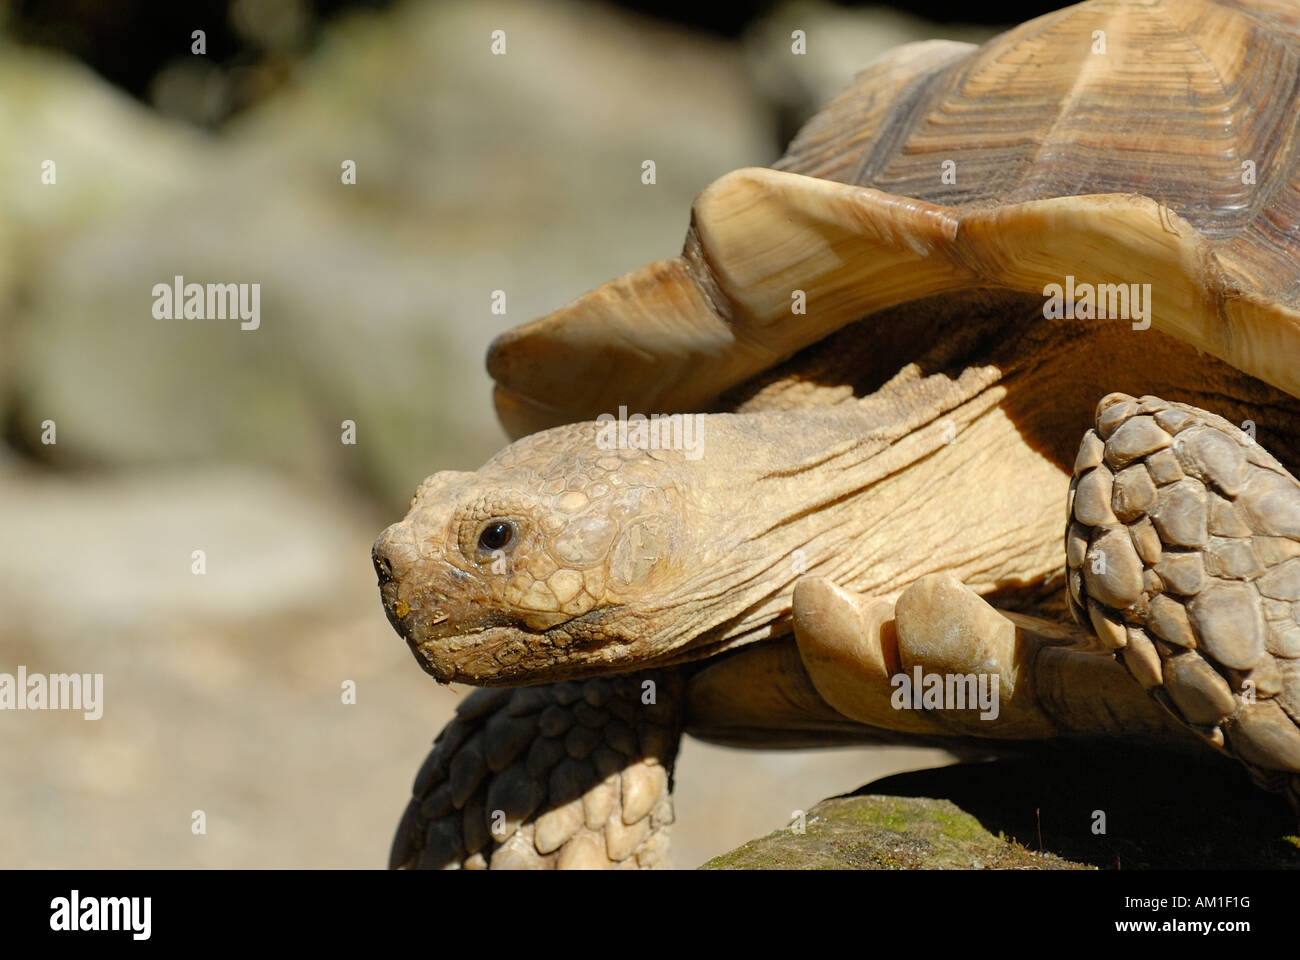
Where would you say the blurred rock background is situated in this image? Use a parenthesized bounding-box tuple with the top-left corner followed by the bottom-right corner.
(0, 0, 1036, 867)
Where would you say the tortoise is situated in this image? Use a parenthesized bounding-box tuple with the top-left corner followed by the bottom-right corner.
(373, 0, 1300, 869)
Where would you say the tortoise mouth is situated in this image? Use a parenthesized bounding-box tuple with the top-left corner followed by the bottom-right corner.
(381, 582, 593, 685)
(405, 623, 560, 686)
(402, 606, 650, 686)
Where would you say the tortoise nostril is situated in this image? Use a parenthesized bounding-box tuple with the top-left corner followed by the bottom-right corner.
(372, 545, 395, 585)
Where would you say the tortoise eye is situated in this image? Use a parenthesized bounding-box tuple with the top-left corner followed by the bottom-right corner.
(478, 520, 515, 552)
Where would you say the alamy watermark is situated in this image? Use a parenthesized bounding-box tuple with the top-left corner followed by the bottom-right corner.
(595, 406, 704, 461)
(891, 665, 999, 720)
(1042, 275, 1151, 330)
(50, 891, 150, 940)
(0, 666, 103, 719)
(152, 275, 260, 330)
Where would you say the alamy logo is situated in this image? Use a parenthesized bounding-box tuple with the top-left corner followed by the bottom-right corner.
(0, 666, 103, 719)
(50, 891, 151, 940)
(595, 406, 704, 461)
(890, 665, 999, 720)
(152, 275, 260, 330)
(1042, 275, 1151, 330)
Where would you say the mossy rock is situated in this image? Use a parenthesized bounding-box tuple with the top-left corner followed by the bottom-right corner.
(704, 752, 1300, 869)
(704, 793, 1081, 870)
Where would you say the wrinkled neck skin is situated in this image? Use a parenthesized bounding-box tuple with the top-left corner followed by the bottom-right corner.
(630, 363, 1066, 669)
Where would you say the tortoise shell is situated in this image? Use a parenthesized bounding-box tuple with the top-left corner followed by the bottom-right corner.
(487, 0, 1300, 440)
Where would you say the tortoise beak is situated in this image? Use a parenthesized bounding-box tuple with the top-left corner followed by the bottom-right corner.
(372, 529, 422, 641)
(371, 525, 481, 676)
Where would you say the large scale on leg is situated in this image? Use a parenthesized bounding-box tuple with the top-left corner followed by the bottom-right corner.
(380, 0, 1300, 868)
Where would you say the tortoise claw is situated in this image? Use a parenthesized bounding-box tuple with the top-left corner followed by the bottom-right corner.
(792, 575, 1067, 738)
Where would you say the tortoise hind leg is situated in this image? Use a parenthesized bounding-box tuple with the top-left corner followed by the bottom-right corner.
(1067, 392, 1300, 810)
(391, 673, 683, 869)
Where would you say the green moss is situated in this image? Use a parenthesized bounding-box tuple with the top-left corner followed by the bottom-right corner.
(701, 794, 1093, 870)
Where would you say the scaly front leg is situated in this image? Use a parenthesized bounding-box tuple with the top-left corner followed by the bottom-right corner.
(391, 673, 683, 869)
(1066, 393, 1300, 809)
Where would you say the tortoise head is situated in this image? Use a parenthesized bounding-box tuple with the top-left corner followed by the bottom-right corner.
(372, 419, 722, 685)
